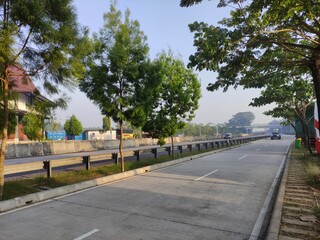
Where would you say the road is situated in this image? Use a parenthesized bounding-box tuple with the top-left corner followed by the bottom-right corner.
(0, 137, 292, 240)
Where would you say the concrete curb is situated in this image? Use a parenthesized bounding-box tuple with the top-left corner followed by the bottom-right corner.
(0, 144, 244, 213)
(265, 145, 291, 240)
(248, 144, 290, 240)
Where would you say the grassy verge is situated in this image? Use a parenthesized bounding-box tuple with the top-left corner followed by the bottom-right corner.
(291, 146, 320, 222)
(2, 146, 224, 201)
(294, 147, 320, 189)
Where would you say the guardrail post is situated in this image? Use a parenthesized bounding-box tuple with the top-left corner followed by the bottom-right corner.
(166, 147, 171, 156)
(43, 160, 52, 178)
(112, 153, 118, 164)
(204, 143, 208, 150)
(188, 144, 192, 151)
(210, 142, 214, 149)
(152, 148, 158, 159)
(134, 150, 140, 161)
(216, 142, 220, 148)
(83, 156, 91, 170)
(178, 146, 183, 154)
(196, 144, 201, 151)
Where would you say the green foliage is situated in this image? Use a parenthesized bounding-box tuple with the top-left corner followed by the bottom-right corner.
(0, 0, 88, 199)
(0, 0, 89, 93)
(21, 112, 43, 141)
(0, 110, 17, 136)
(182, 123, 216, 136)
(251, 78, 314, 130)
(102, 116, 111, 131)
(182, 0, 320, 126)
(80, 3, 153, 127)
(64, 115, 83, 138)
(228, 112, 255, 127)
(143, 51, 201, 144)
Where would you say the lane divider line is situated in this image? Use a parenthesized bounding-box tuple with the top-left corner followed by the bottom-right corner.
(255, 148, 261, 152)
(195, 169, 219, 181)
(239, 155, 248, 160)
(73, 229, 100, 240)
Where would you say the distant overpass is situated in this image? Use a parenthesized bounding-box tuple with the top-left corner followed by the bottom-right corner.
(229, 124, 281, 129)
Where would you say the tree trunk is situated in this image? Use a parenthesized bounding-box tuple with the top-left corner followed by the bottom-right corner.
(119, 120, 124, 172)
(310, 47, 320, 130)
(171, 135, 174, 160)
(0, 77, 9, 200)
(301, 120, 313, 154)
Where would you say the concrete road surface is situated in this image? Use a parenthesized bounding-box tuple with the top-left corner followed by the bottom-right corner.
(0, 137, 291, 240)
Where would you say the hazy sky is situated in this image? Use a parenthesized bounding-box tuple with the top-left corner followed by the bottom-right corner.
(55, 0, 275, 128)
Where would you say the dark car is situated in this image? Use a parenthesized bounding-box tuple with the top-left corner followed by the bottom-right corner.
(271, 132, 281, 140)
(224, 133, 233, 139)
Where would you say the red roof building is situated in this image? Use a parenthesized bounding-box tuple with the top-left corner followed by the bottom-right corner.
(7, 65, 50, 141)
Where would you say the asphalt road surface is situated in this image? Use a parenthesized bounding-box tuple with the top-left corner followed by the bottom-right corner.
(0, 136, 292, 240)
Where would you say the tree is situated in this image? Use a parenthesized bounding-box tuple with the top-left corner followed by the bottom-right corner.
(181, 123, 215, 137)
(80, 3, 156, 172)
(0, 0, 88, 199)
(21, 112, 43, 141)
(143, 51, 201, 157)
(180, 0, 320, 133)
(64, 115, 83, 140)
(102, 116, 111, 131)
(22, 96, 68, 141)
(251, 78, 315, 153)
(228, 112, 255, 127)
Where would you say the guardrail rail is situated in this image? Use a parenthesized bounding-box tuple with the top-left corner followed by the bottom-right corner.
(5, 135, 268, 178)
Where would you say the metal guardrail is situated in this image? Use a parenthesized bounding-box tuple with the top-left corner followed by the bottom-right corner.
(5, 135, 268, 178)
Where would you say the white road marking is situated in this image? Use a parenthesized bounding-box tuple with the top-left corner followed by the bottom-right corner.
(195, 169, 219, 181)
(73, 229, 100, 240)
(255, 148, 261, 152)
(239, 155, 248, 160)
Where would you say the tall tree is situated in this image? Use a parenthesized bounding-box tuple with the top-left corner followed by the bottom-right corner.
(143, 51, 201, 157)
(64, 115, 83, 140)
(180, 0, 320, 130)
(228, 112, 255, 127)
(0, 0, 88, 199)
(80, 3, 155, 172)
(102, 116, 111, 132)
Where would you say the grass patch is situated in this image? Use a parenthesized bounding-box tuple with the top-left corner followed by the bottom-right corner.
(294, 147, 320, 189)
(3, 179, 40, 201)
(2, 144, 234, 201)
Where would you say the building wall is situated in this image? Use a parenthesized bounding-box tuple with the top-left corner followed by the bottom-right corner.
(85, 130, 117, 140)
(8, 124, 28, 141)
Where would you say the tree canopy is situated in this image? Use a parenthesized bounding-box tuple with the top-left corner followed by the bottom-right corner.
(21, 112, 43, 141)
(143, 51, 201, 151)
(228, 111, 255, 127)
(64, 115, 83, 138)
(181, 0, 320, 124)
(79, 2, 156, 172)
(0, 0, 89, 199)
